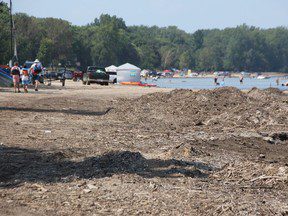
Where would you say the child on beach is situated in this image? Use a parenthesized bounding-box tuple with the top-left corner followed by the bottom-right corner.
(21, 64, 29, 93)
(10, 62, 21, 93)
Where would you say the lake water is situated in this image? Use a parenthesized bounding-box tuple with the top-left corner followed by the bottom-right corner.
(144, 77, 288, 90)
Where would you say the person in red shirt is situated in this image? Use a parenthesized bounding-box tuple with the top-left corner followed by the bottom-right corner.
(10, 62, 21, 93)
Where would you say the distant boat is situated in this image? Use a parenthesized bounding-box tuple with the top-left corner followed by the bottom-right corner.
(257, 75, 270, 80)
(240, 71, 251, 77)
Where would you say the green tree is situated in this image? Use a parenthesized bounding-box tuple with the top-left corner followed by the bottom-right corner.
(265, 27, 288, 72)
(71, 26, 92, 68)
(89, 14, 139, 66)
(37, 38, 53, 65)
(137, 45, 160, 69)
(196, 48, 215, 71)
(192, 30, 204, 50)
(0, 2, 10, 64)
(1, 10, 288, 72)
(160, 46, 178, 69)
(179, 51, 193, 69)
(14, 13, 44, 63)
(39, 18, 74, 65)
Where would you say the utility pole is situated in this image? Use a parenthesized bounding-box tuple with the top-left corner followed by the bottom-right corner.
(9, 0, 18, 65)
(10, 0, 13, 62)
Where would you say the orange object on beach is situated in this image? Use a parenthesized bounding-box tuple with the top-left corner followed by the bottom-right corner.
(120, 81, 157, 87)
(120, 82, 141, 86)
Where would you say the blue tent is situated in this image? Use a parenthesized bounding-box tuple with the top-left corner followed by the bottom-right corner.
(0, 68, 12, 87)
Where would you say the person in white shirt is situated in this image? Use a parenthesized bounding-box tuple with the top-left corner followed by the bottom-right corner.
(29, 59, 43, 91)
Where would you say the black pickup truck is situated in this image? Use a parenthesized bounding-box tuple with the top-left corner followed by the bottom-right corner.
(82, 66, 109, 85)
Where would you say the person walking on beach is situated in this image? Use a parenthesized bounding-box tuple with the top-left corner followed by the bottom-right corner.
(29, 59, 42, 91)
(276, 78, 280, 86)
(61, 66, 66, 87)
(144, 72, 148, 82)
(21, 64, 29, 93)
(10, 62, 21, 93)
(220, 76, 225, 87)
(214, 76, 218, 85)
(239, 75, 244, 84)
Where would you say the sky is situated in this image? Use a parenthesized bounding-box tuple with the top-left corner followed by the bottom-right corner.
(3, 0, 288, 33)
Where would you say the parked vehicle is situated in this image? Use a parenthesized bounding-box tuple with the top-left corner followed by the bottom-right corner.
(83, 66, 109, 85)
(57, 69, 73, 80)
(23, 61, 34, 70)
(73, 70, 83, 81)
(149, 71, 158, 77)
(106, 71, 117, 83)
(257, 75, 270, 79)
(44, 71, 58, 80)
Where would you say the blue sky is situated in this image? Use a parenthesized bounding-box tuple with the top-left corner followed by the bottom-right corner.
(3, 0, 288, 32)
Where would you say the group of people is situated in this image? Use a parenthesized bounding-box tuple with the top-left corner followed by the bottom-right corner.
(213, 75, 288, 87)
(214, 76, 244, 86)
(10, 59, 42, 93)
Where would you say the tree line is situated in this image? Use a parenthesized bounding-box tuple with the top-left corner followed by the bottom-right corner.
(1, 2, 288, 72)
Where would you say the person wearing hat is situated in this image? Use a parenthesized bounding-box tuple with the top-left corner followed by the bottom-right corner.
(29, 59, 43, 91)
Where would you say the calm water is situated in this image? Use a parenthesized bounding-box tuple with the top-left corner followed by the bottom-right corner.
(145, 77, 288, 90)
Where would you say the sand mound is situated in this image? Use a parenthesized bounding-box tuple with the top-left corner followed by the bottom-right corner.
(109, 87, 288, 132)
(247, 87, 284, 100)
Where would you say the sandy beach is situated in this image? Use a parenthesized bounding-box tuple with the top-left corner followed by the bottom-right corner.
(0, 81, 288, 215)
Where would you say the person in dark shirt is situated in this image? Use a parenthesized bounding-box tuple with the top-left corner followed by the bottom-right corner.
(10, 62, 21, 93)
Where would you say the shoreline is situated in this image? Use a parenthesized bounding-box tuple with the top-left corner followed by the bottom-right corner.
(169, 72, 288, 78)
(1, 80, 287, 94)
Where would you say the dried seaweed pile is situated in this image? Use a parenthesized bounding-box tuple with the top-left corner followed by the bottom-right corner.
(109, 87, 288, 132)
(1, 86, 288, 215)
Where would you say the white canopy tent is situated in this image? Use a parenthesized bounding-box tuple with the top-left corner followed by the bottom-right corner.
(116, 63, 141, 83)
(105, 65, 118, 72)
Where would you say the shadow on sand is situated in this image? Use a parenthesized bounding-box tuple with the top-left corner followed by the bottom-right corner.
(0, 107, 113, 116)
(0, 146, 215, 188)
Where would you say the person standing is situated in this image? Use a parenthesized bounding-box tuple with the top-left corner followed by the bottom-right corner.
(144, 71, 148, 82)
(220, 76, 225, 87)
(10, 62, 21, 93)
(29, 59, 42, 91)
(61, 66, 66, 87)
(21, 64, 29, 93)
(240, 75, 244, 84)
(46, 70, 52, 86)
(276, 78, 280, 86)
(214, 76, 218, 85)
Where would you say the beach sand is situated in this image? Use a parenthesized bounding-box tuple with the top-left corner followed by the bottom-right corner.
(0, 81, 287, 215)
